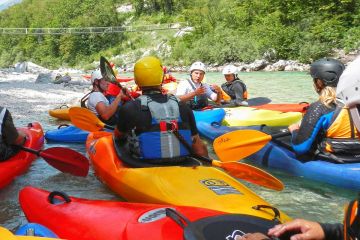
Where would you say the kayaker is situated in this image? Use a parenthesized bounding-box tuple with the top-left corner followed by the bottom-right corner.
(220, 64, 248, 107)
(288, 58, 360, 162)
(87, 69, 125, 125)
(0, 107, 26, 161)
(176, 61, 222, 110)
(114, 56, 208, 163)
(162, 66, 176, 84)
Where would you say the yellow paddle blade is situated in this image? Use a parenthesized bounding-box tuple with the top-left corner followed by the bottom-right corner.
(69, 107, 106, 132)
(211, 160, 284, 191)
(213, 130, 272, 161)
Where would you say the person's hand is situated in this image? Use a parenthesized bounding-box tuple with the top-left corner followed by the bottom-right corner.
(194, 86, 206, 96)
(211, 84, 222, 93)
(268, 219, 325, 240)
(288, 123, 300, 133)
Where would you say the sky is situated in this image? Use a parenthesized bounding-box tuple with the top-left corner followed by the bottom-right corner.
(0, 0, 22, 11)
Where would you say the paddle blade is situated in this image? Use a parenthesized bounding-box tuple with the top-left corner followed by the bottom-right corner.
(69, 107, 105, 132)
(213, 130, 272, 161)
(212, 160, 284, 191)
(40, 147, 89, 177)
(100, 56, 118, 84)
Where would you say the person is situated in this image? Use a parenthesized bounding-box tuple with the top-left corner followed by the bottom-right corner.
(87, 69, 125, 125)
(176, 61, 222, 110)
(0, 107, 26, 161)
(266, 56, 360, 240)
(220, 64, 249, 107)
(162, 66, 176, 84)
(288, 58, 360, 162)
(114, 56, 208, 163)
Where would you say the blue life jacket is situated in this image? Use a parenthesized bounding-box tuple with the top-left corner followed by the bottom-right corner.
(128, 95, 192, 161)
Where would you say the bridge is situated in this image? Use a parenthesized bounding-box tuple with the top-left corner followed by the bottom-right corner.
(0, 22, 189, 35)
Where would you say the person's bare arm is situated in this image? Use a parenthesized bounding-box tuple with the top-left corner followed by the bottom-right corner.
(192, 134, 208, 157)
(96, 93, 123, 120)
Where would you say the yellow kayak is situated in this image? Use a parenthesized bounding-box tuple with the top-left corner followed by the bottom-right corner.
(223, 107, 302, 127)
(48, 106, 70, 121)
(86, 132, 290, 222)
(0, 227, 59, 240)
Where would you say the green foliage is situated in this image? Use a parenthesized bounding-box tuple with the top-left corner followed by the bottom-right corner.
(0, 0, 359, 67)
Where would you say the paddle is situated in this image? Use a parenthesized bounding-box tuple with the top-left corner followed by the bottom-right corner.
(213, 129, 291, 162)
(171, 128, 284, 191)
(100, 56, 134, 100)
(16, 145, 89, 177)
(69, 107, 115, 132)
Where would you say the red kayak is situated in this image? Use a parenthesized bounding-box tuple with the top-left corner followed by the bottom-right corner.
(82, 74, 134, 83)
(20, 186, 281, 240)
(252, 102, 309, 113)
(0, 122, 44, 189)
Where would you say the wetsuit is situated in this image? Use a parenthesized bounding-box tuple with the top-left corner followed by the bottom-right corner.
(116, 91, 198, 163)
(221, 79, 248, 107)
(291, 100, 336, 158)
(0, 107, 20, 161)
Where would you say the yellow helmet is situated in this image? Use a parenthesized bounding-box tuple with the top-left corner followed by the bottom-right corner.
(134, 56, 163, 87)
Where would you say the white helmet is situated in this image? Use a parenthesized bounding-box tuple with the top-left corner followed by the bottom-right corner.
(222, 65, 238, 75)
(90, 69, 102, 84)
(189, 61, 206, 73)
(336, 55, 360, 131)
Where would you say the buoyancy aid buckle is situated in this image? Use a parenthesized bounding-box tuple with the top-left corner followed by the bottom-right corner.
(160, 121, 179, 132)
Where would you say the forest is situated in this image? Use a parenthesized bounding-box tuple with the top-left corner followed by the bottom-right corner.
(0, 0, 359, 68)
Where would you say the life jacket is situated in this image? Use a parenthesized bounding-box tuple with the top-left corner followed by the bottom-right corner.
(344, 194, 360, 240)
(186, 79, 208, 110)
(127, 95, 192, 162)
(221, 79, 248, 100)
(321, 103, 360, 155)
(163, 74, 176, 84)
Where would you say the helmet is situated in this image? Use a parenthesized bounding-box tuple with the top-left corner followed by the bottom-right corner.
(189, 61, 206, 73)
(90, 69, 102, 84)
(337, 56, 360, 132)
(222, 65, 238, 75)
(134, 56, 163, 87)
(310, 58, 345, 87)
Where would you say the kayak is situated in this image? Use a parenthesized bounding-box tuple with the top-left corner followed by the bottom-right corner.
(20, 186, 284, 240)
(0, 227, 57, 239)
(223, 107, 302, 127)
(252, 102, 309, 113)
(85, 132, 290, 222)
(48, 107, 70, 121)
(44, 109, 225, 143)
(45, 124, 89, 143)
(197, 122, 360, 191)
(82, 74, 134, 82)
(0, 122, 44, 189)
(15, 223, 58, 238)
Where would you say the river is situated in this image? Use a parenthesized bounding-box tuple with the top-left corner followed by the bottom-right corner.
(0, 71, 355, 232)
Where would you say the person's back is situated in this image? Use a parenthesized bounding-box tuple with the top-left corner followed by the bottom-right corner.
(115, 56, 208, 163)
(289, 58, 347, 160)
(0, 107, 26, 161)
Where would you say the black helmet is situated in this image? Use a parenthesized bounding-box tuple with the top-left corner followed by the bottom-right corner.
(310, 58, 345, 87)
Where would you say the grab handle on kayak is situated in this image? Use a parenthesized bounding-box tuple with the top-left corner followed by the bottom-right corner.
(48, 191, 71, 204)
(252, 205, 281, 222)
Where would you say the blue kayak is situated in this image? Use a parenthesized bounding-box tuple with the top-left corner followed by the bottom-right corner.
(45, 125, 89, 143)
(45, 109, 226, 143)
(198, 122, 360, 191)
(15, 223, 58, 238)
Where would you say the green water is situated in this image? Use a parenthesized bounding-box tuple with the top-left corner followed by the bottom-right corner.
(0, 71, 354, 232)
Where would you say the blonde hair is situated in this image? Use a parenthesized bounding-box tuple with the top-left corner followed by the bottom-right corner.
(319, 86, 337, 107)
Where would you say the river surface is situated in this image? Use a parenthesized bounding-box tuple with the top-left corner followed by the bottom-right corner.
(0, 71, 355, 232)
